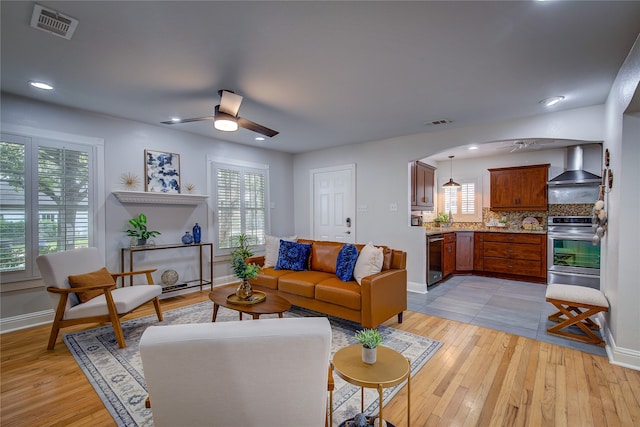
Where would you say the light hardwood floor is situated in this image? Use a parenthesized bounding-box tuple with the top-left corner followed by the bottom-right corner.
(2, 291, 639, 427)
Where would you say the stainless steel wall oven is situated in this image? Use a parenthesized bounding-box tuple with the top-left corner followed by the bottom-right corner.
(547, 216, 600, 289)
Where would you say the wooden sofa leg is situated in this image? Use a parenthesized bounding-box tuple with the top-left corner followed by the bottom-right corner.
(397, 312, 403, 324)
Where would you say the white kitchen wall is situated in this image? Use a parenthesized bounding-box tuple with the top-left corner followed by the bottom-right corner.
(293, 105, 605, 289)
(428, 144, 602, 210)
(601, 34, 640, 369)
(0, 93, 295, 326)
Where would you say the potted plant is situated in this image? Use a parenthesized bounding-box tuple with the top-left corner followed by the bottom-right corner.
(230, 233, 261, 300)
(433, 212, 449, 227)
(126, 213, 161, 246)
(354, 328, 383, 364)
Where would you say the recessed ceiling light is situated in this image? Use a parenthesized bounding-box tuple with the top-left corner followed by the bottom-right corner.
(29, 81, 53, 90)
(170, 117, 181, 122)
(255, 137, 265, 141)
(540, 96, 564, 107)
(468, 146, 479, 151)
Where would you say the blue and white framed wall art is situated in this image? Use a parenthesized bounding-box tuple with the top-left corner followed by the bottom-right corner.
(144, 149, 181, 193)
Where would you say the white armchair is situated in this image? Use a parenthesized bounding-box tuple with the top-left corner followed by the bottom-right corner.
(140, 317, 332, 427)
(36, 247, 163, 349)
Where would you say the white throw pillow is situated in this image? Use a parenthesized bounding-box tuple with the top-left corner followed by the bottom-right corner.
(353, 242, 384, 285)
(263, 235, 297, 268)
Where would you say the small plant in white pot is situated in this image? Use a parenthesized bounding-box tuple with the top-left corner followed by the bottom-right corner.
(355, 328, 383, 364)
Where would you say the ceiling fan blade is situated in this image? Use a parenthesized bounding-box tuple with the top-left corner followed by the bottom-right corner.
(219, 90, 243, 116)
(161, 116, 214, 124)
(238, 117, 279, 138)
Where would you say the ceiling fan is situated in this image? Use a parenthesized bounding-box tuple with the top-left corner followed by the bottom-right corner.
(496, 139, 553, 153)
(161, 90, 279, 138)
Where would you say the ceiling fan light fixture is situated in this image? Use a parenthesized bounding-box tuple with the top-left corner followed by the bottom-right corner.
(540, 96, 564, 107)
(442, 155, 461, 188)
(213, 106, 238, 132)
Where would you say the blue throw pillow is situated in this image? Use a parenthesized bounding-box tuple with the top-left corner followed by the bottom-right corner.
(275, 240, 312, 271)
(336, 244, 359, 281)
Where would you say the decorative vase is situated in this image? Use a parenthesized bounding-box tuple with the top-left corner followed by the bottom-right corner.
(192, 223, 201, 244)
(137, 238, 147, 246)
(181, 231, 194, 245)
(236, 278, 254, 300)
(362, 346, 377, 364)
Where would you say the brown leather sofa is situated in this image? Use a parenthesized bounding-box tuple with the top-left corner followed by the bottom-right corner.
(246, 239, 407, 328)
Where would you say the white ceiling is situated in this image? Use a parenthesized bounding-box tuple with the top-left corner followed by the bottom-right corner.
(2, 1, 639, 155)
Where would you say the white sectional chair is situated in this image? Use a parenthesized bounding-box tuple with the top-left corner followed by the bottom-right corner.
(140, 317, 332, 427)
(36, 247, 163, 349)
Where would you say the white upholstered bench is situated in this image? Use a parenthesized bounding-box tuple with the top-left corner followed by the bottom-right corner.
(545, 284, 609, 346)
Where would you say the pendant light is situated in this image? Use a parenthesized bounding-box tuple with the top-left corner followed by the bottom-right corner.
(442, 155, 461, 188)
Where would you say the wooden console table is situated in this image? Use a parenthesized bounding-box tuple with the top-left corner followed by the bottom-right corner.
(120, 243, 213, 293)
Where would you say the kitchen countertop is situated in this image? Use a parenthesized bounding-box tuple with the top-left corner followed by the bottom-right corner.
(425, 226, 546, 236)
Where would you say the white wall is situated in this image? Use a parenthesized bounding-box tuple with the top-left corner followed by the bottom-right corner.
(293, 105, 605, 288)
(0, 93, 295, 327)
(601, 34, 640, 369)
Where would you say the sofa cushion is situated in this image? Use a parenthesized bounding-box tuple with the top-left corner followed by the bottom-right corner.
(310, 241, 344, 274)
(249, 267, 293, 290)
(279, 271, 335, 298)
(315, 277, 361, 310)
(353, 242, 384, 285)
(263, 235, 297, 268)
(336, 244, 359, 281)
(68, 267, 115, 303)
(354, 243, 392, 270)
(275, 241, 312, 271)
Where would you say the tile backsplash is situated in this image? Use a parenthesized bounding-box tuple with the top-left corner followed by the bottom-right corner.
(429, 204, 592, 231)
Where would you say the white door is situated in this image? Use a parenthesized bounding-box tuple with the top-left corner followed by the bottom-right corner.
(311, 165, 355, 243)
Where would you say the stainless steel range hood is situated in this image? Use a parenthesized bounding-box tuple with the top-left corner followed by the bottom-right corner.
(548, 145, 601, 186)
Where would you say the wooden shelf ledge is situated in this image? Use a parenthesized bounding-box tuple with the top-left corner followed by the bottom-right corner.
(112, 191, 208, 205)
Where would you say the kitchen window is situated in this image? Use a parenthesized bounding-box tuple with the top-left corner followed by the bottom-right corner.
(0, 131, 102, 282)
(438, 176, 482, 222)
(212, 161, 268, 254)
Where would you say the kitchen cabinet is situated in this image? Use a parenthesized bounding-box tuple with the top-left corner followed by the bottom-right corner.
(455, 232, 474, 271)
(411, 161, 435, 211)
(488, 164, 549, 211)
(443, 232, 456, 277)
(474, 232, 546, 280)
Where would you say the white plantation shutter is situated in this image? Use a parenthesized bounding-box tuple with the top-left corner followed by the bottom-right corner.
(214, 162, 267, 252)
(38, 146, 90, 252)
(461, 182, 475, 214)
(1, 133, 94, 280)
(437, 176, 482, 222)
(216, 168, 242, 249)
(244, 172, 265, 245)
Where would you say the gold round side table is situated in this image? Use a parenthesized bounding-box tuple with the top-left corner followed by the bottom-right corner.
(331, 344, 411, 427)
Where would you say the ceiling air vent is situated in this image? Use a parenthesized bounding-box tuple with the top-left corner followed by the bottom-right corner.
(425, 119, 452, 126)
(30, 4, 78, 40)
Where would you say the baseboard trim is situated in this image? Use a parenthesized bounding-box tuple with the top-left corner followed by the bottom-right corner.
(0, 309, 55, 333)
(407, 281, 427, 294)
(600, 313, 640, 371)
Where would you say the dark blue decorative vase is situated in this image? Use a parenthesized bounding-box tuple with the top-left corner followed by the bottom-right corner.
(192, 223, 201, 244)
(181, 231, 194, 245)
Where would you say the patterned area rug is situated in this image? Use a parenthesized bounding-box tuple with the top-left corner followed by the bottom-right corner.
(64, 302, 442, 426)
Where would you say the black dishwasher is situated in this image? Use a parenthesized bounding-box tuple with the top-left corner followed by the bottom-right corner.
(427, 233, 444, 286)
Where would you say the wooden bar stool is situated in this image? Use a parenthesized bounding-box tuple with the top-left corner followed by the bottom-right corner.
(545, 284, 609, 346)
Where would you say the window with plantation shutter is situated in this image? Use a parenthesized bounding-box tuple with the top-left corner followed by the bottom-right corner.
(438, 176, 482, 222)
(213, 162, 268, 253)
(1, 132, 96, 281)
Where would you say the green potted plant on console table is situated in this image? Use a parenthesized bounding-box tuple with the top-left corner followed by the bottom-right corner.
(230, 233, 261, 300)
(126, 213, 161, 246)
